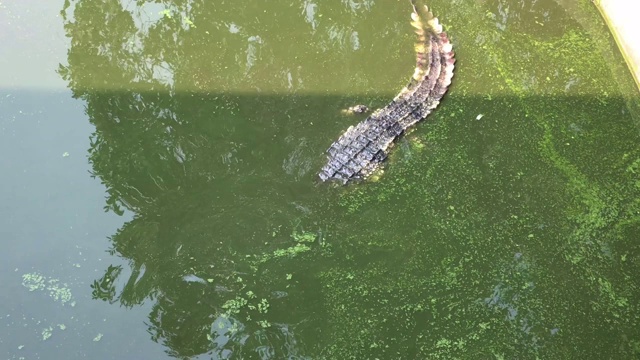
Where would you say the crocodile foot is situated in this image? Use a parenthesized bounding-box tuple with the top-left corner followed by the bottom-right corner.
(340, 104, 370, 115)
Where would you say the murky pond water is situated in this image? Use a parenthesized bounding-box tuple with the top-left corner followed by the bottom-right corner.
(2, 0, 640, 358)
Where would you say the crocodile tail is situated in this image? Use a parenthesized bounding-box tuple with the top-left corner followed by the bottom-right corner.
(412, 1, 455, 99)
(410, 1, 442, 33)
(404, 1, 449, 88)
(396, 2, 435, 100)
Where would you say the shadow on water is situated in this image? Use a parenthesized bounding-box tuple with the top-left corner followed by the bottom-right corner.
(65, 90, 640, 359)
(57, 0, 640, 358)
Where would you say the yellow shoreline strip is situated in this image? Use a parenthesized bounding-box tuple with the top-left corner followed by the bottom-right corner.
(594, 0, 640, 92)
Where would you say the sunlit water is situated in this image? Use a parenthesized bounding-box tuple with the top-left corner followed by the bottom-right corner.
(2, 0, 640, 358)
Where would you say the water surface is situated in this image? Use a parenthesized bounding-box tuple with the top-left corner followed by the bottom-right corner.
(2, 0, 640, 358)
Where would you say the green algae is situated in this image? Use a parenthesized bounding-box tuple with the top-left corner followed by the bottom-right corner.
(323, 1, 640, 358)
(41, 327, 53, 341)
(22, 272, 75, 307)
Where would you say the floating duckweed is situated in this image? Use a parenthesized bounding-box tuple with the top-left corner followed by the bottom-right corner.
(22, 273, 46, 291)
(257, 320, 271, 328)
(22, 272, 75, 306)
(257, 298, 270, 314)
(222, 296, 248, 315)
(183, 17, 196, 28)
(292, 230, 316, 243)
(48, 279, 73, 305)
(42, 327, 53, 341)
(255, 243, 312, 264)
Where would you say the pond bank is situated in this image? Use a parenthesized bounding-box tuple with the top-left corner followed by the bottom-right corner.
(595, 0, 640, 91)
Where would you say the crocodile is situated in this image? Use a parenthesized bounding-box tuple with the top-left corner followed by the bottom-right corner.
(318, 1, 455, 184)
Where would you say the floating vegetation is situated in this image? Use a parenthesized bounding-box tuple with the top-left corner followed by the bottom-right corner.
(253, 229, 317, 264)
(291, 230, 317, 243)
(42, 327, 53, 341)
(21, 272, 75, 307)
(221, 296, 248, 316)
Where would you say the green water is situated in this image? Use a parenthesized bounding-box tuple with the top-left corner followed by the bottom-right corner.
(56, 0, 640, 358)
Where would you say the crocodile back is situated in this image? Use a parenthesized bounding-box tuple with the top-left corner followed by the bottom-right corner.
(318, 3, 455, 184)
